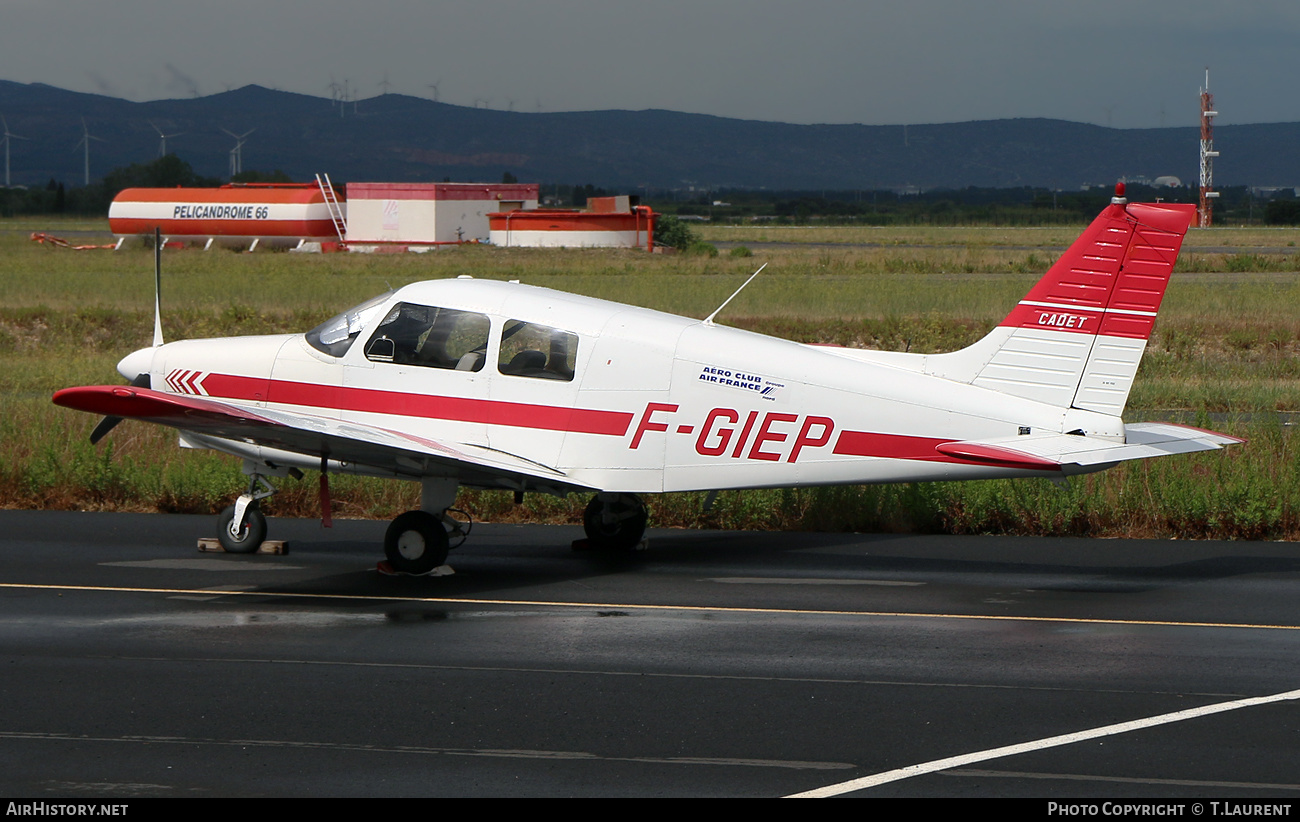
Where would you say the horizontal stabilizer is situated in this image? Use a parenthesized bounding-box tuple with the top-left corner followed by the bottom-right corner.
(936, 422, 1243, 470)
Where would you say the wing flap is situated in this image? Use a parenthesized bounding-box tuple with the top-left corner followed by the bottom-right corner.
(53, 385, 589, 490)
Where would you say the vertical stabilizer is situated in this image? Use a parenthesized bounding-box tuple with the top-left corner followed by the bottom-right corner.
(926, 185, 1195, 416)
(1068, 201, 1195, 414)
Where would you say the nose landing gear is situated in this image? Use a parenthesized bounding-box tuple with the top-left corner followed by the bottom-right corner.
(216, 472, 279, 553)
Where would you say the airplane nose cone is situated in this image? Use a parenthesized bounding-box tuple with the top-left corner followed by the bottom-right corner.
(116, 347, 154, 383)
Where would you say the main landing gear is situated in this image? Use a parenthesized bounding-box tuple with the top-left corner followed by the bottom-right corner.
(215, 469, 469, 574)
(213, 467, 646, 571)
(382, 509, 469, 575)
(379, 477, 468, 576)
(578, 492, 648, 552)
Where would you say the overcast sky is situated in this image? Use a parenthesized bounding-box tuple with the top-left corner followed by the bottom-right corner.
(4, 1, 1297, 128)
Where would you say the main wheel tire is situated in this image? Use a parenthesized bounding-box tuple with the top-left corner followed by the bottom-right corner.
(384, 511, 450, 574)
(582, 494, 648, 552)
(217, 503, 267, 554)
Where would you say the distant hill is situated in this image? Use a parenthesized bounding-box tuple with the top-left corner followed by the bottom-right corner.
(1, 80, 1296, 191)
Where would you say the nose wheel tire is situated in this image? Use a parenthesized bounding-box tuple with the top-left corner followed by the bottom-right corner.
(217, 503, 267, 554)
(582, 493, 648, 552)
(384, 511, 450, 575)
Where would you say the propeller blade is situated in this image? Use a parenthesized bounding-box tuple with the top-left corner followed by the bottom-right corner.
(90, 233, 162, 445)
(87, 373, 151, 444)
(89, 414, 123, 445)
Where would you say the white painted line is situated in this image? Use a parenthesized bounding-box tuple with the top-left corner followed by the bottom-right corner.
(706, 577, 923, 587)
(1019, 300, 1158, 317)
(786, 686, 1300, 798)
(0, 731, 851, 771)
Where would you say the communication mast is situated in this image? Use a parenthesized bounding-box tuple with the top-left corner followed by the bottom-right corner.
(1198, 68, 1219, 228)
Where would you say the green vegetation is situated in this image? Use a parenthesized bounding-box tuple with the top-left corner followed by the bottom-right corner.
(651, 214, 702, 252)
(4, 219, 1299, 539)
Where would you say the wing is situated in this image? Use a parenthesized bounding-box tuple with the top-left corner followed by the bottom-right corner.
(935, 422, 1244, 471)
(53, 385, 593, 493)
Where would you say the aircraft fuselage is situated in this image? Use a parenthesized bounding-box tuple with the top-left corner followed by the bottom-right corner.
(145, 277, 1114, 494)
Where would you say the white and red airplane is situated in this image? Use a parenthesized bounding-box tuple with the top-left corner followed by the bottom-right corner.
(54, 184, 1240, 573)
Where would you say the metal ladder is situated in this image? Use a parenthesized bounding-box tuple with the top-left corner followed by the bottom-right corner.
(315, 173, 347, 242)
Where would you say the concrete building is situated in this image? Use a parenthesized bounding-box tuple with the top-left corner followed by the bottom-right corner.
(344, 182, 539, 251)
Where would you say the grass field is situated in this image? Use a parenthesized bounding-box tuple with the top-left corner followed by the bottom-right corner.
(3, 219, 1298, 538)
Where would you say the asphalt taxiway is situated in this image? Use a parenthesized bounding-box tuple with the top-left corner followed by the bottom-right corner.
(1, 510, 1297, 798)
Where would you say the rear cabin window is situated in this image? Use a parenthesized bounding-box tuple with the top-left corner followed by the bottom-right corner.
(497, 320, 578, 381)
(363, 303, 491, 372)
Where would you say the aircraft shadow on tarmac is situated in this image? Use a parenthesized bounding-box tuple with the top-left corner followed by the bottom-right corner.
(210, 524, 1300, 605)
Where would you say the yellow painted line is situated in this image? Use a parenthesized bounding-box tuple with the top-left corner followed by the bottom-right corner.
(3, 581, 1299, 632)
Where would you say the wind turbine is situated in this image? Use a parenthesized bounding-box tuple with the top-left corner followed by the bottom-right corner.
(150, 121, 184, 157)
(342, 78, 357, 115)
(74, 118, 105, 186)
(427, 80, 441, 102)
(222, 128, 254, 177)
(2, 115, 27, 187)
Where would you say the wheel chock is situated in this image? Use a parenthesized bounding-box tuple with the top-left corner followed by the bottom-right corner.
(198, 538, 288, 555)
(376, 561, 454, 577)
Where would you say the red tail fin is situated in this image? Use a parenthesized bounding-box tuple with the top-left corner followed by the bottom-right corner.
(999, 198, 1195, 342)
(928, 187, 1195, 415)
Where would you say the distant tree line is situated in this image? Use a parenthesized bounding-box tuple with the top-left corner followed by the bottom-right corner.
(662, 186, 1140, 226)
(1263, 190, 1300, 225)
(0, 155, 293, 217)
(7, 156, 1300, 228)
(655, 185, 1300, 227)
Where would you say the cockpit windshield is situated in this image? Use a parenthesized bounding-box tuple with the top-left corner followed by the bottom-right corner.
(305, 292, 392, 357)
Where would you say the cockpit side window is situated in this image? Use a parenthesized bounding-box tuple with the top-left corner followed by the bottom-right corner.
(362, 303, 491, 372)
(497, 319, 578, 381)
(305, 292, 392, 358)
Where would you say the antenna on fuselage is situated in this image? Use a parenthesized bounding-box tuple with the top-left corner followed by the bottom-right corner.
(153, 227, 164, 346)
(703, 263, 767, 326)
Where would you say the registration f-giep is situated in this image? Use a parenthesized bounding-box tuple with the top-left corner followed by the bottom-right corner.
(54, 185, 1241, 573)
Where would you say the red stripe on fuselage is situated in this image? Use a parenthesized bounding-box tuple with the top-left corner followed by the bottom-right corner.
(832, 430, 956, 461)
(201, 373, 634, 436)
(194, 373, 1053, 468)
(832, 429, 1059, 470)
